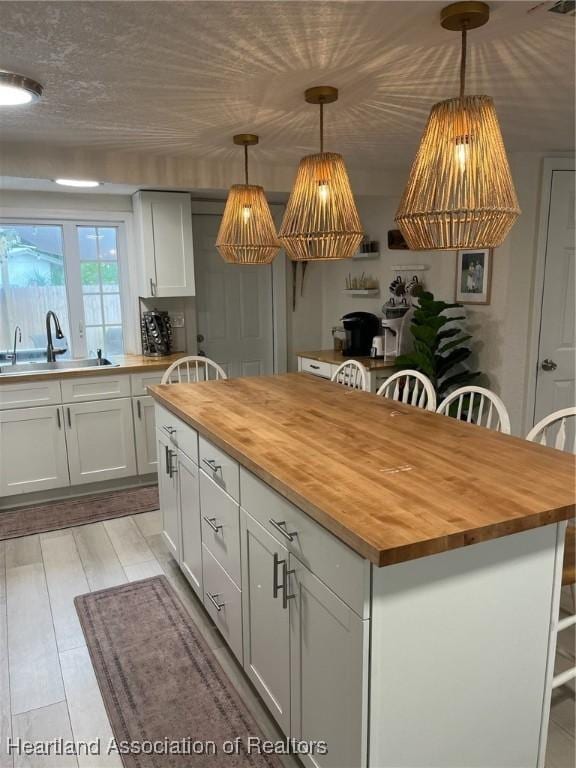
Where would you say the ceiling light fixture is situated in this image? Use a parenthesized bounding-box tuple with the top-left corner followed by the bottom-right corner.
(55, 179, 101, 188)
(0, 71, 43, 106)
(395, 2, 520, 250)
(279, 86, 363, 261)
(216, 134, 280, 265)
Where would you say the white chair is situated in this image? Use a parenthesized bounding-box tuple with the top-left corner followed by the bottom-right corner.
(331, 360, 368, 392)
(526, 407, 576, 692)
(526, 407, 576, 453)
(161, 355, 227, 384)
(436, 386, 511, 434)
(376, 370, 436, 411)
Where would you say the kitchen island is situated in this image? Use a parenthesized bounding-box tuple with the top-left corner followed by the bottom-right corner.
(150, 374, 575, 768)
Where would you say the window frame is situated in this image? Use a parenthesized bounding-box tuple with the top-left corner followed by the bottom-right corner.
(0, 209, 135, 358)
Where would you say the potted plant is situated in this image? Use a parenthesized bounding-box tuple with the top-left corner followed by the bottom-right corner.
(395, 291, 481, 400)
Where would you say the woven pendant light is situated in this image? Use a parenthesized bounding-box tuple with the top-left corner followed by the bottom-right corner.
(395, 2, 520, 250)
(279, 86, 363, 261)
(216, 134, 280, 265)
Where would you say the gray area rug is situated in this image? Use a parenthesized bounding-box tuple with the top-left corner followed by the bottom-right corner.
(75, 576, 283, 767)
(0, 485, 159, 540)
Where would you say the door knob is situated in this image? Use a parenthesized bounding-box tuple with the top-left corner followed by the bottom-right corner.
(541, 358, 557, 371)
(197, 334, 204, 343)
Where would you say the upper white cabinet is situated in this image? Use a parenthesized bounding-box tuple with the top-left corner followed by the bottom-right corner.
(133, 191, 195, 298)
(0, 406, 69, 496)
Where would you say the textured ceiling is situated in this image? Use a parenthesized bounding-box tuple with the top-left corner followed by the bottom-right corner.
(0, 0, 574, 171)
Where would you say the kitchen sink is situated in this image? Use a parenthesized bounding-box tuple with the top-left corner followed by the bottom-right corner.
(0, 358, 118, 375)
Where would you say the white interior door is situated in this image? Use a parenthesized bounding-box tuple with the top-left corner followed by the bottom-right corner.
(534, 169, 575, 423)
(193, 214, 274, 378)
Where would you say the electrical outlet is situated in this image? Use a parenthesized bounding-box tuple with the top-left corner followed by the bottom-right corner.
(169, 312, 185, 328)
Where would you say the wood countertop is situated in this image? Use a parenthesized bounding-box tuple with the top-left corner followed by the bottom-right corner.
(150, 374, 576, 567)
(0, 353, 182, 384)
(298, 349, 396, 371)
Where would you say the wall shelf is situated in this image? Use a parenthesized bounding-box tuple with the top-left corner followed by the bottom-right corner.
(390, 264, 429, 271)
(342, 289, 380, 297)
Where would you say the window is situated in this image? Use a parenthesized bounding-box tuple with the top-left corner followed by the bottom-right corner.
(0, 221, 125, 359)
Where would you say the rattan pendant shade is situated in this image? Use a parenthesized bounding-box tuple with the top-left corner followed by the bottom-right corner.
(216, 135, 280, 265)
(279, 86, 363, 261)
(395, 95, 520, 250)
(395, 2, 520, 250)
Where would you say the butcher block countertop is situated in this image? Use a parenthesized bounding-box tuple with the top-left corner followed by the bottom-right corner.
(298, 349, 396, 371)
(0, 353, 182, 384)
(149, 374, 575, 567)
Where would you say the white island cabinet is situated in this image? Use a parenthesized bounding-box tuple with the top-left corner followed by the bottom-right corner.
(151, 374, 575, 768)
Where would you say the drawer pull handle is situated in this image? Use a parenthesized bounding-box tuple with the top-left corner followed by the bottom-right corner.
(168, 449, 178, 478)
(273, 552, 285, 599)
(282, 561, 296, 610)
(203, 516, 223, 534)
(164, 445, 171, 476)
(269, 519, 297, 542)
(202, 458, 222, 473)
(163, 425, 176, 435)
(137, 399, 142, 419)
(56, 407, 62, 430)
(207, 592, 225, 612)
(67, 407, 72, 428)
(310, 364, 320, 370)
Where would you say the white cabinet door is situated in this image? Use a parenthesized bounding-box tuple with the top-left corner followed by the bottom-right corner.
(134, 191, 195, 298)
(133, 396, 157, 475)
(240, 510, 291, 734)
(0, 406, 69, 496)
(157, 429, 180, 561)
(179, 451, 202, 597)
(290, 555, 368, 768)
(65, 398, 136, 485)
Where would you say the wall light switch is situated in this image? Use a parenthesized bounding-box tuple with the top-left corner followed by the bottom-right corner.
(170, 312, 185, 328)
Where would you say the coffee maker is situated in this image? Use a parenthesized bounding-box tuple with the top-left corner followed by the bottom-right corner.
(341, 312, 380, 357)
(141, 310, 173, 357)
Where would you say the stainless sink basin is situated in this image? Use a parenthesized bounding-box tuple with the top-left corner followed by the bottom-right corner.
(0, 358, 118, 375)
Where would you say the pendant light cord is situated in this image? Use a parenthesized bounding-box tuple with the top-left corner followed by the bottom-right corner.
(459, 27, 467, 100)
(319, 102, 324, 154)
(244, 144, 249, 186)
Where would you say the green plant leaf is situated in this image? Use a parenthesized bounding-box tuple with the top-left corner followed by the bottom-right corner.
(437, 334, 472, 354)
(411, 324, 437, 346)
(436, 348, 471, 378)
(396, 351, 435, 378)
(438, 370, 481, 396)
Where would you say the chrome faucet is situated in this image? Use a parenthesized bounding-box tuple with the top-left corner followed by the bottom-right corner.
(11, 326, 21, 365)
(46, 311, 66, 363)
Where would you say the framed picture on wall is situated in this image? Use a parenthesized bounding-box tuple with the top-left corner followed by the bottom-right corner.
(455, 248, 492, 304)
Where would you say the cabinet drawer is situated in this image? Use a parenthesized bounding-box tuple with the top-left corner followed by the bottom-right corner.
(61, 374, 131, 403)
(202, 544, 243, 663)
(0, 380, 62, 410)
(199, 435, 239, 501)
(154, 403, 198, 463)
(240, 468, 369, 618)
(131, 371, 165, 396)
(300, 358, 332, 378)
(200, 471, 240, 587)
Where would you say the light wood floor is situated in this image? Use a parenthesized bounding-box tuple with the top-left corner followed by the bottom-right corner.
(0, 510, 573, 767)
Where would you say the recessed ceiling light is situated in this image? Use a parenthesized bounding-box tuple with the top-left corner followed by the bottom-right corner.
(55, 179, 102, 188)
(0, 71, 43, 106)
